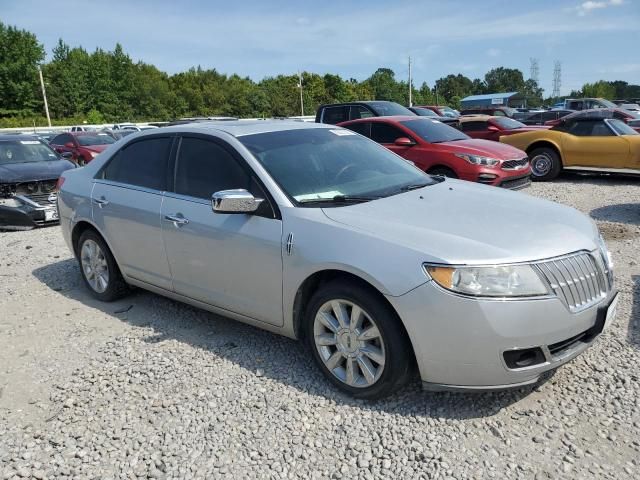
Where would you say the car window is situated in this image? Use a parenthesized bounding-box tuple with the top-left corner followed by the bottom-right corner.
(401, 119, 469, 143)
(567, 120, 613, 137)
(239, 128, 435, 206)
(77, 135, 116, 146)
(322, 106, 349, 124)
(174, 137, 251, 199)
(492, 117, 525, 129)
(102, 137, 171, 190)
(371, 123, 408, 143)
(460, 121, 487, 132)
(607, 119, 639, 135)
(52, 134, 72, 145)
(344, 122, 371, 137)
(493, 110, 506, 116)
(411, 107, 438, 117)
(367, 102, 414, 116)
(0, 140, 60, 165)
(349, 105, 374, 120)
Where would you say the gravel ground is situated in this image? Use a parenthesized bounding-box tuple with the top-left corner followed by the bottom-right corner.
(0, 172, 639, 479)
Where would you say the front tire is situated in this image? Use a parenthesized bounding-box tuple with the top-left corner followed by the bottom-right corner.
(77, 230, 129, 302)
(529, 147, 562, 181)
(305, 281, 413, 400)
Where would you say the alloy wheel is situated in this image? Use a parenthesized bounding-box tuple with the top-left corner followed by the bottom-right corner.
(531, 154, 552, 177)
(80, 239, 110, 293)
(313, 299, 386, 388)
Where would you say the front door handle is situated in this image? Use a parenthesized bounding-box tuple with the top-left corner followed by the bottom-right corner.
(93, 197, 109, 208)
(164, 214, 189, 227)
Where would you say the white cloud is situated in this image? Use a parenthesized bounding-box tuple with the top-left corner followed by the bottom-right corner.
(576, 0, 624, 16)
(486, 48, 501, 57)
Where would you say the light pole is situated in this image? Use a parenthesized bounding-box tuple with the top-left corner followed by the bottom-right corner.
(38, 65, 52, 127)
(297, 71, 304, 116)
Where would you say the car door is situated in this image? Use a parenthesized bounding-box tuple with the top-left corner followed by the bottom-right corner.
(92, 135, 174, 290)
(460, 120, 490, 140)
(560, 119, 630, 168)
(370, 122, 414, 155)
(51, 133, 75, 158)
(161, 135, 284, 326)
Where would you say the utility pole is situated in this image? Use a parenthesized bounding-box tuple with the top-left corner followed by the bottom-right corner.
(38, 65, 52, 127)
(552, 61, 562, 100)
(297, 71, 304, 116)
(408, 56, 412, 107)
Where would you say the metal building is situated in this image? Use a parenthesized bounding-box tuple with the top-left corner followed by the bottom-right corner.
(460, 92, 525, 108)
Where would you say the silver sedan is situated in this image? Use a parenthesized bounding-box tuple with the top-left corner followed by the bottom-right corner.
(57, 121, 617, 399)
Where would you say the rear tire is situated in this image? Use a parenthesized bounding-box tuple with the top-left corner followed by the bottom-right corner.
(428, 166, 458, 178)
(528, 147, 562, 181)
(304, 281, 413, 400)
(77, 230, 129, 302)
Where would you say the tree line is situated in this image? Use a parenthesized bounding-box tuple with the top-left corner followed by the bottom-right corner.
(1, 21, 639, 128)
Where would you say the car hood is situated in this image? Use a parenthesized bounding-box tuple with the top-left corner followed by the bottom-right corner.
(0, 159, 76, 183)
(437, 139, 526, 159)
(322, 179, 598, 265)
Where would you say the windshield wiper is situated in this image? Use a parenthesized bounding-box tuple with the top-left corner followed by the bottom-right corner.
(399, 182, 433, 192)
(298, 195, 379, 205)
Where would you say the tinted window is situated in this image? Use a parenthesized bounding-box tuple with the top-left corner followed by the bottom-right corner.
(174, 137, 251, 199)
(349, 105, 374, 120)
(322, 106, 348, 124)
(77, 135, 116, 146)
(492, 117, 525, 129)
(345, 122, 371, 137)
(368, 102, 414, 116)
(566, 120, 613, 137)
(401, 119, 469, 143)
(52, 134, 73, 145)
(103, 137, 171, 190)
(371, 123, 408, 143)
(460, 121, 487, 132)
(411, 107, 438, 117)
(607, 119, 638, 135)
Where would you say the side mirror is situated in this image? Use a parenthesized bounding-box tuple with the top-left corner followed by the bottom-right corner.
(487, 125, 500, 132)
(394, 137, 415, 147)
(212, 189, 263, 214)
(64, 142, 75, 148)
(60, 152, 73, 159)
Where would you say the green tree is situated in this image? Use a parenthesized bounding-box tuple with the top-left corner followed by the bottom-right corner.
(484, 67, 525, 93)
(0, 22, 45, 116)
(434, 74, 473, 103)
(581, 81, 617, 99)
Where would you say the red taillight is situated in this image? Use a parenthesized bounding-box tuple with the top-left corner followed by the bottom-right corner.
(55, 176, 66, 192)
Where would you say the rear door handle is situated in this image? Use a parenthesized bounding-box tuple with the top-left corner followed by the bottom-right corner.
(93, 197, 109, 208)
(164, 214, 189, 227)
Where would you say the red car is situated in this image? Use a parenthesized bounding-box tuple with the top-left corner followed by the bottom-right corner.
(459, 115, 550, 142)
(338, 116, 531, 189)
(545, 108, 640, 132)
(49, 132, 116, 165)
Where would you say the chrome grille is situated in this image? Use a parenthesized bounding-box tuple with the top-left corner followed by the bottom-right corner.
(501, 158, 529, 170)
(26, 192, 56, 206)
(534, 252, 610, 312)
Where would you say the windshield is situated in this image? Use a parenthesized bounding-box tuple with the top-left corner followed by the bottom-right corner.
(411, 107, 438, 117)
(599, 99, 618, 108)
(439, 106, 459, 117)
(607, 119, 639, 135)
(400, 119, 469, 143)
(492, 117, 526, 130)
(368, 102, 415, 116)
(0, 140, 60, 165)
(239, 128, 436, 206)
(77, 135, 116, 146)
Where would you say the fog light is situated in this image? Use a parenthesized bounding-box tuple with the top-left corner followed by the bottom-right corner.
(503, 347, 546, 369)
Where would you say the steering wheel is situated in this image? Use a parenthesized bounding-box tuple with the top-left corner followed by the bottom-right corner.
(335, 164, 358, 182)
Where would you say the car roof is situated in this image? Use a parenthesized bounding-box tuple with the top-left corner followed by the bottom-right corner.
(565, 108, 630, 120)
(340, 115, 419, 124)
(69, 131, 112, 136)
(459, 115, 492, 122)
(0, 134, 41, 141)
(148, 120, 336, 137)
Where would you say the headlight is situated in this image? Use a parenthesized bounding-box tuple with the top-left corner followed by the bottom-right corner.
(454, 153, 500, 167)
(596, 233, 613, 269)
(424, 264, 550, 297)
(89, 151, 98, 158)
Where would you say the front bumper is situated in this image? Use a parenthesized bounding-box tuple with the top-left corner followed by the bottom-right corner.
(0, 195, 59, 230)
(387, 281, 616, 391)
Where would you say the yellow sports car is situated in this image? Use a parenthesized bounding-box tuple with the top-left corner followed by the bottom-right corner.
(500, 110, 640, 180)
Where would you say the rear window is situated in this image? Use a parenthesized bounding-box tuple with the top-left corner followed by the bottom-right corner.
(368, 102, 415, 116)
(102, 137, 171, 190)
(492, 117, 526, 130)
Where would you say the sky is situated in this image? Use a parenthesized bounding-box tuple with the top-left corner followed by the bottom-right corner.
(2, 0, 639, 96)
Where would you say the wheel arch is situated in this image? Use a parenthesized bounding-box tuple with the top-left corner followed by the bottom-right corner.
(526, 140, 564, 165)
(71, 219, 122, 272)
(291, 269, 418, 368)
